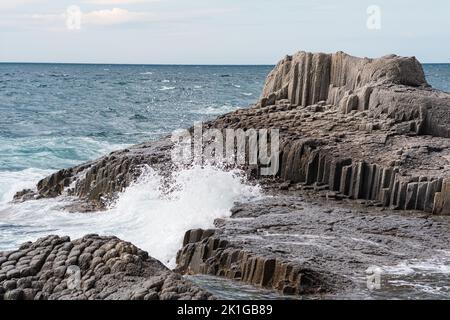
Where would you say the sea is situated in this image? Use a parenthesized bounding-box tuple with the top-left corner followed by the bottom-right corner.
(0, 63, 449, 299)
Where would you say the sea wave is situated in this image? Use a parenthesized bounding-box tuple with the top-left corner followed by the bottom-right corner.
(191, 105, 238, 115)
(0, 168, 53, 204)
(0, 136, 129, 172)
(159, 86, 176, 91)
(0, 165, 262, 268)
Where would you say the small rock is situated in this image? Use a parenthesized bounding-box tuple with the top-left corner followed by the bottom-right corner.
(4, 289, 24, 300)
(3, 279, 17, 290)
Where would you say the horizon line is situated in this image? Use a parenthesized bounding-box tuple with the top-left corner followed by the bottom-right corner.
(0, 61, 276, 67)
(0, 61, 449, 66)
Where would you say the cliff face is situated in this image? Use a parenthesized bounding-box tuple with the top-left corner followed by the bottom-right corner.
(258, 51, 450, 138)
(260, 52, 427, 103)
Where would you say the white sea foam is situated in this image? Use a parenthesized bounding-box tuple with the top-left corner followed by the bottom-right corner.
(0, 168, 53, 204)
(0, 165, 262, 268)
(192, 105, 238, 115)
(159, 86, 176, 91)
(380, 252, 450, 276)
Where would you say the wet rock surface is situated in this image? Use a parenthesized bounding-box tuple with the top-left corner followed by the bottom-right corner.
(0, 235, 213, 300)
(176, 191, 450, 297)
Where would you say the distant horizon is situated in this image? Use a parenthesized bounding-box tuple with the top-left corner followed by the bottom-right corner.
(1, 60, 449, 66)
(1, 1, 449, 65)
(0, 61, 275, 66)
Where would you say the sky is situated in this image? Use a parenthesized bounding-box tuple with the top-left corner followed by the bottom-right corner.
(0, 0, 449, 64)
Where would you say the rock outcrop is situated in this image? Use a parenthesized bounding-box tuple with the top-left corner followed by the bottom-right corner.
(7, 50, 450, 299)
(258, 51, 450, 138)
(0, 235, 213, 300)
(176, 228, 340, 295)
(15, 139, 174, 210)
(176, 194, 450, 298)
(14, 51, 450, 215)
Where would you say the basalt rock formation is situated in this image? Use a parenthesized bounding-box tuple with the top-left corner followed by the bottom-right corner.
(259, 52, 449, 138)
(176, 194, 450, 298)
(15, 51, 450, 215)
(8, 51, 450, 299)
(211, 52, 450, 215)
(0, 235, 213, 300)
(15, 139, 174, 210)
(176, 227, 342, 295)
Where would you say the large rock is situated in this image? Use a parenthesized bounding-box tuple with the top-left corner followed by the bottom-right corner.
(14, 51, 450, 215)
(176, 195, 450, 297)
(258, 51, 450, 138)
(0, 235, 213, 300)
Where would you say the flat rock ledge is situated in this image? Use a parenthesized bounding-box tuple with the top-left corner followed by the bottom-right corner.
(0, 235, 213, 300)
(176, 194, 450, 298)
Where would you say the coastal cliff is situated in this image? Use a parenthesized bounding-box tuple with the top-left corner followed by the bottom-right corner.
(259, 52, 449, 138)
(6, 51, 450, 299)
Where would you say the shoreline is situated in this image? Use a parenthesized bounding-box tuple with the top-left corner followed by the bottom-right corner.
(2, 50, 450, 300)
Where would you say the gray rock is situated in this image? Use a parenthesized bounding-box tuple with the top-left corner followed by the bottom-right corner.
(3, 280, 17, 290)
(0, 235, 213, 301)
(4, 289, 24, 300)
(177, 195, 450, 296)
(6, 269, 20, 279)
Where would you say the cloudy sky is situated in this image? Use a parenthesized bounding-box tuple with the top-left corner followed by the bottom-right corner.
(1, 0, 449, 64)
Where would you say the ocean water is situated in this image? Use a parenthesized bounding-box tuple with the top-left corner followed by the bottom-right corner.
(0, 63, 449, 299)
(0, 64, 270, 262)
(0, 64, 272, 173)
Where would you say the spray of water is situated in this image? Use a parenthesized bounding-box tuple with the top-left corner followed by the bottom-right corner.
(0, 165, 262, 268)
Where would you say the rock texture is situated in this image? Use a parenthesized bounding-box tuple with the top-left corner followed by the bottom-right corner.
(176, 193, 450, 297)
(176, 228, 339, 295)
(259, 52, 449, 138)
(15, 139, 174, 210)
(15, 51, 450, 215)
(0, 235, 213, 300)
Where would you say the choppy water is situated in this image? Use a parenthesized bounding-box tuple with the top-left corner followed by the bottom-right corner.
(0, 64, 271, 173)
(0, 63, 449, 300)
(0, 63, 269, 263)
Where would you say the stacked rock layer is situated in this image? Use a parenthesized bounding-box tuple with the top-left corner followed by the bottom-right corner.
(15, 51, 450, 215)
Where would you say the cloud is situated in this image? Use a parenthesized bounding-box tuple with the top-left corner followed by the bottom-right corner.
(82, 0, 160, 4)
(20, 5, 236, 31)
(30, 8, 157, 28)
(83, 8, 156, 25)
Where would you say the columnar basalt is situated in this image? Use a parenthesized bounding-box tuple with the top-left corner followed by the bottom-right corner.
(175, 197, 450, 298)
(258, 51, 450, 138)
(176, 229, 340, 295)
(15, 51, 450, 215)
(0, 235, 213, 300)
